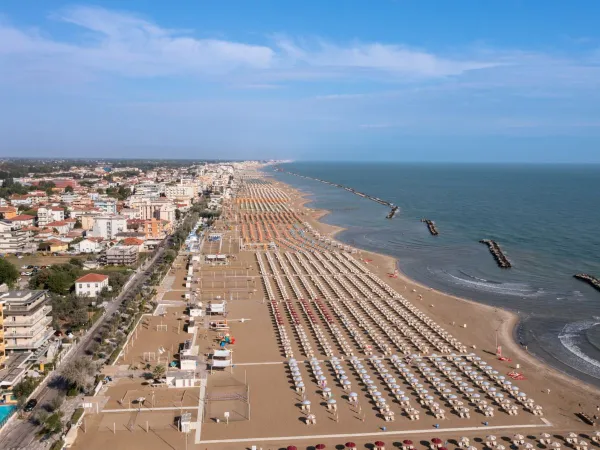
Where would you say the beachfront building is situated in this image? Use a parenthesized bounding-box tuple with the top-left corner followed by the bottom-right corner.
(0, 290, 53, 352)
(75, 273, 110, 297)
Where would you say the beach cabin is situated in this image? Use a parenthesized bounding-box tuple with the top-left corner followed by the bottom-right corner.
(206, 301, 226, 315)
(209, 349, 232, 373)
(189, 305, 204, 318)
(204, 254, 227, 265)
(167, 371, 196, 388)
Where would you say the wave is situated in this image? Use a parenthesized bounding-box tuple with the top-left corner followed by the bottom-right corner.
(457, 270, 502, 285)
(558, 319, 600, 377)
(439, 269, 543, 297)
(585, 323, 600, 353)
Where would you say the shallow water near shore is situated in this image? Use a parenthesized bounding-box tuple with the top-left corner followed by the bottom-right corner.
(270, 162, 600, 388)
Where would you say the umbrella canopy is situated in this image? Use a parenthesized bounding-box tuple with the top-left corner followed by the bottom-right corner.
(346, 443, 357, 449)
(403, 440, 413, 445)
(514, 434, 524, 440)
(567, 433, 578, 438)
(287, 447, 297, 450)
(550, 443, 561, 449)
(432, 438, 443, 444)
(541, 433, 552, 438)
(487, 436, 497, 441)
(375, 442, 385, 447)
(496, 446, 506, 450)
(316, 445, 326, 450)
(524, 444, 535, 449)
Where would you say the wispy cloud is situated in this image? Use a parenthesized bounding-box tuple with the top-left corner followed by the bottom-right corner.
(0, 5, 500, 84)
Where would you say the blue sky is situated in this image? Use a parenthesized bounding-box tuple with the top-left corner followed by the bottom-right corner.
(1, 1, 600, 162)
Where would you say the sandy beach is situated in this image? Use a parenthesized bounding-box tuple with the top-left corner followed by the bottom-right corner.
(276, 175, 600, 403)
(71, 171, 600, 450)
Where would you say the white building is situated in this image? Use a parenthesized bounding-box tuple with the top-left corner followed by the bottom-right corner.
(72, 238, 102, 253)
(0, 220, 35, 254)
(89, 215, 127, 239)
(37, 206, 65, 227)
(75, 273, 110, 297)
(165, 183, 197, 201)
(1, 290, 53, 352)
(93, 199, 117, 214)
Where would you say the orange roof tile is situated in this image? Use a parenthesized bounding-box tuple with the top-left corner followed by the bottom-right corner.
(76, 273, 109, 283)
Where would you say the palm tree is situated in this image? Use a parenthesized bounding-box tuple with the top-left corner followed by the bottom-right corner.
(152, 364, 166, 380)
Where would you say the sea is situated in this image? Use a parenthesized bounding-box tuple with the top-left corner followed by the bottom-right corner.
(270, 162, 600, 388)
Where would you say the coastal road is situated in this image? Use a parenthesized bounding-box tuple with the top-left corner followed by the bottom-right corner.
(0, 240, 170, 450)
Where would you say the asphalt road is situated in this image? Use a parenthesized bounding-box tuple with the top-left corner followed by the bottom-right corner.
(0, 241, 170, 449)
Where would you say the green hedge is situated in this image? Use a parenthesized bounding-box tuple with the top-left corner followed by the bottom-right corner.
(70, 408, 84, 424)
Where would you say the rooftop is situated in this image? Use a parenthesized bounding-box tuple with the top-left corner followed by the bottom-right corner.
(76, 273, 109, 283)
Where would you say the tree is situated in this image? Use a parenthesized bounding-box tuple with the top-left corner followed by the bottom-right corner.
(43, 412, 64, 435)
(152, 365, 166, 380)
(61, 358, 95, 391)
(69, 258, 83, 268)
(64, 185, 74, 193)
(47, 271, 73, 294)
(47, 394, 65, 412)
(0, 258, 19, 288)
(175, 209, 181, 221)
(12, 377, 38, 399)
(73, 219, 82, 229)
(163, 249, 176, 264)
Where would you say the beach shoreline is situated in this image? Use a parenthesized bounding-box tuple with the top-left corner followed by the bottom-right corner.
(271, 173, 600, 401)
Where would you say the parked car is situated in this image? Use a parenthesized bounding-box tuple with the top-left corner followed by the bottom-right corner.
(24, 399, 37, 412)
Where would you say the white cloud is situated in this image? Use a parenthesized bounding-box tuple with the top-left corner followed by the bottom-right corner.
(275, 38, 498, 77)
(0, 6, 275, 80)
(0, 6, 500, 83)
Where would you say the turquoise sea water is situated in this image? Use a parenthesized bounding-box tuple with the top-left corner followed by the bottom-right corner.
(271, 162, 600, 387)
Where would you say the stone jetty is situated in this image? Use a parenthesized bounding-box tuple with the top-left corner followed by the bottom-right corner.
(479, 239, 512, 268)
(278, 167, 398, 218)
(574, 274, 600, 292)
(421, 219, 439, 235)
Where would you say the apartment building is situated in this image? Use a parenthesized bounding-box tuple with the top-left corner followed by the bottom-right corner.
(165, 183, 197, 201)
(141, 218, 171, 239)
(106, 245, 138, 266)
(0, 220, 35, 254)
(0, 290, 53, 352)
(93, 199, 117, 214)
(37, 206, 65, 227)
(89, 215, 127, 239)
(134, 198, 176, 223)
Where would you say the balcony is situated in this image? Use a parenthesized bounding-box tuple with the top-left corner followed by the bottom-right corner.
(4, 317, 52, 337)
(4, 310, 52, 327)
